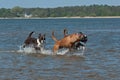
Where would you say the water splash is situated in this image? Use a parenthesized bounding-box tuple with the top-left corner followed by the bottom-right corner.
(72, 46, 86, 56)
(17, 45, 39, 54)
(40, 48, 53, 55)
(57, 49, 69, 55)
(17, 45, 69, 55)
(17, 45, 86, 56)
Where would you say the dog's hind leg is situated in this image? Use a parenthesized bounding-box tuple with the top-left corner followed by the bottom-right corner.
(53, 44, 59, 55)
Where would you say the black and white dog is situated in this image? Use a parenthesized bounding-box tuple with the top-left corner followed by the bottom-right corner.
(23, 31, 46, 50)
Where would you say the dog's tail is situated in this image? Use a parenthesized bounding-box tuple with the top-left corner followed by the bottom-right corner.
(28, 31, 34, 38)
(52, 31, 58, 42)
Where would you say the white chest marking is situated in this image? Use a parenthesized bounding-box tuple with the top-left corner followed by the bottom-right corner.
(37, 39, 41, 47)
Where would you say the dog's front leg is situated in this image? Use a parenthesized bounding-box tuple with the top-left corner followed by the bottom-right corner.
(69, 43, 75, 52)
(53, 44, 59, 55)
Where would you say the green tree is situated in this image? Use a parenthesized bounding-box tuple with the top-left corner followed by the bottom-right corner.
(11, 6, 23, 17)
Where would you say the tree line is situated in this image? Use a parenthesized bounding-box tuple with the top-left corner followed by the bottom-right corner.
(0, 5, 120, 18)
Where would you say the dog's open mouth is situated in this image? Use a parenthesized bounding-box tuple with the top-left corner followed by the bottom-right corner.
(80, 34, 88, 43)
(73, 33, 88, 50)
(78, 32, 88, 43)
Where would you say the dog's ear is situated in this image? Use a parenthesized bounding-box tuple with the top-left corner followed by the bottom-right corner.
(79, 32, 83, 34)
(39, 33, 41, 36)
(78, 32, 84, 37)
(43, 34, 46, 40)
(42, 34, 46, 39)
(38, 33, 41, 38)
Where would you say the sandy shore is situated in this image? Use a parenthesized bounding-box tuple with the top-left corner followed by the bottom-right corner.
(0, 16, 120, 19)
(49, 16, 120, 19)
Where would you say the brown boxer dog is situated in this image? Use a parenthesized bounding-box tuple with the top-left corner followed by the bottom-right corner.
(63, 29, 88, 50)
(52, 30, 85, 55)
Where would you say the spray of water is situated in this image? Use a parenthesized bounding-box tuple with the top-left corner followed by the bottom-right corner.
(17, 45, 37, 54)
(17, 45, 86, 56)
(72, 46, 85, 56)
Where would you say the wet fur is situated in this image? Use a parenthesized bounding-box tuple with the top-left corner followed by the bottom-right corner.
(23, 31, 45, 50)
(63, 29, 87, 50)
(52, 31, 84, 54)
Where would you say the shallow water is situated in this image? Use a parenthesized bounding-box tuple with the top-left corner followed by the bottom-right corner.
(0, 18, 120, 80)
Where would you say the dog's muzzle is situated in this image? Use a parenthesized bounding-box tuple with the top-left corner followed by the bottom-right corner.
(80, 35, 88, 43)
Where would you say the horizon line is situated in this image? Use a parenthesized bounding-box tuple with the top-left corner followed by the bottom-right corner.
(0, 4, 119, 9)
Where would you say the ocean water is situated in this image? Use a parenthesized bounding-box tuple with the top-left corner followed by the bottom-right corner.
(0, 18, 120, 80)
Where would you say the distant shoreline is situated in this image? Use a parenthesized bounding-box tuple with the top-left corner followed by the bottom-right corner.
(0, 16, 120, 19)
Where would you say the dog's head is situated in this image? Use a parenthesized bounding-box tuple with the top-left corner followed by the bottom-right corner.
(38, 33, 46, 44)
(78, 32, 88, 43)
